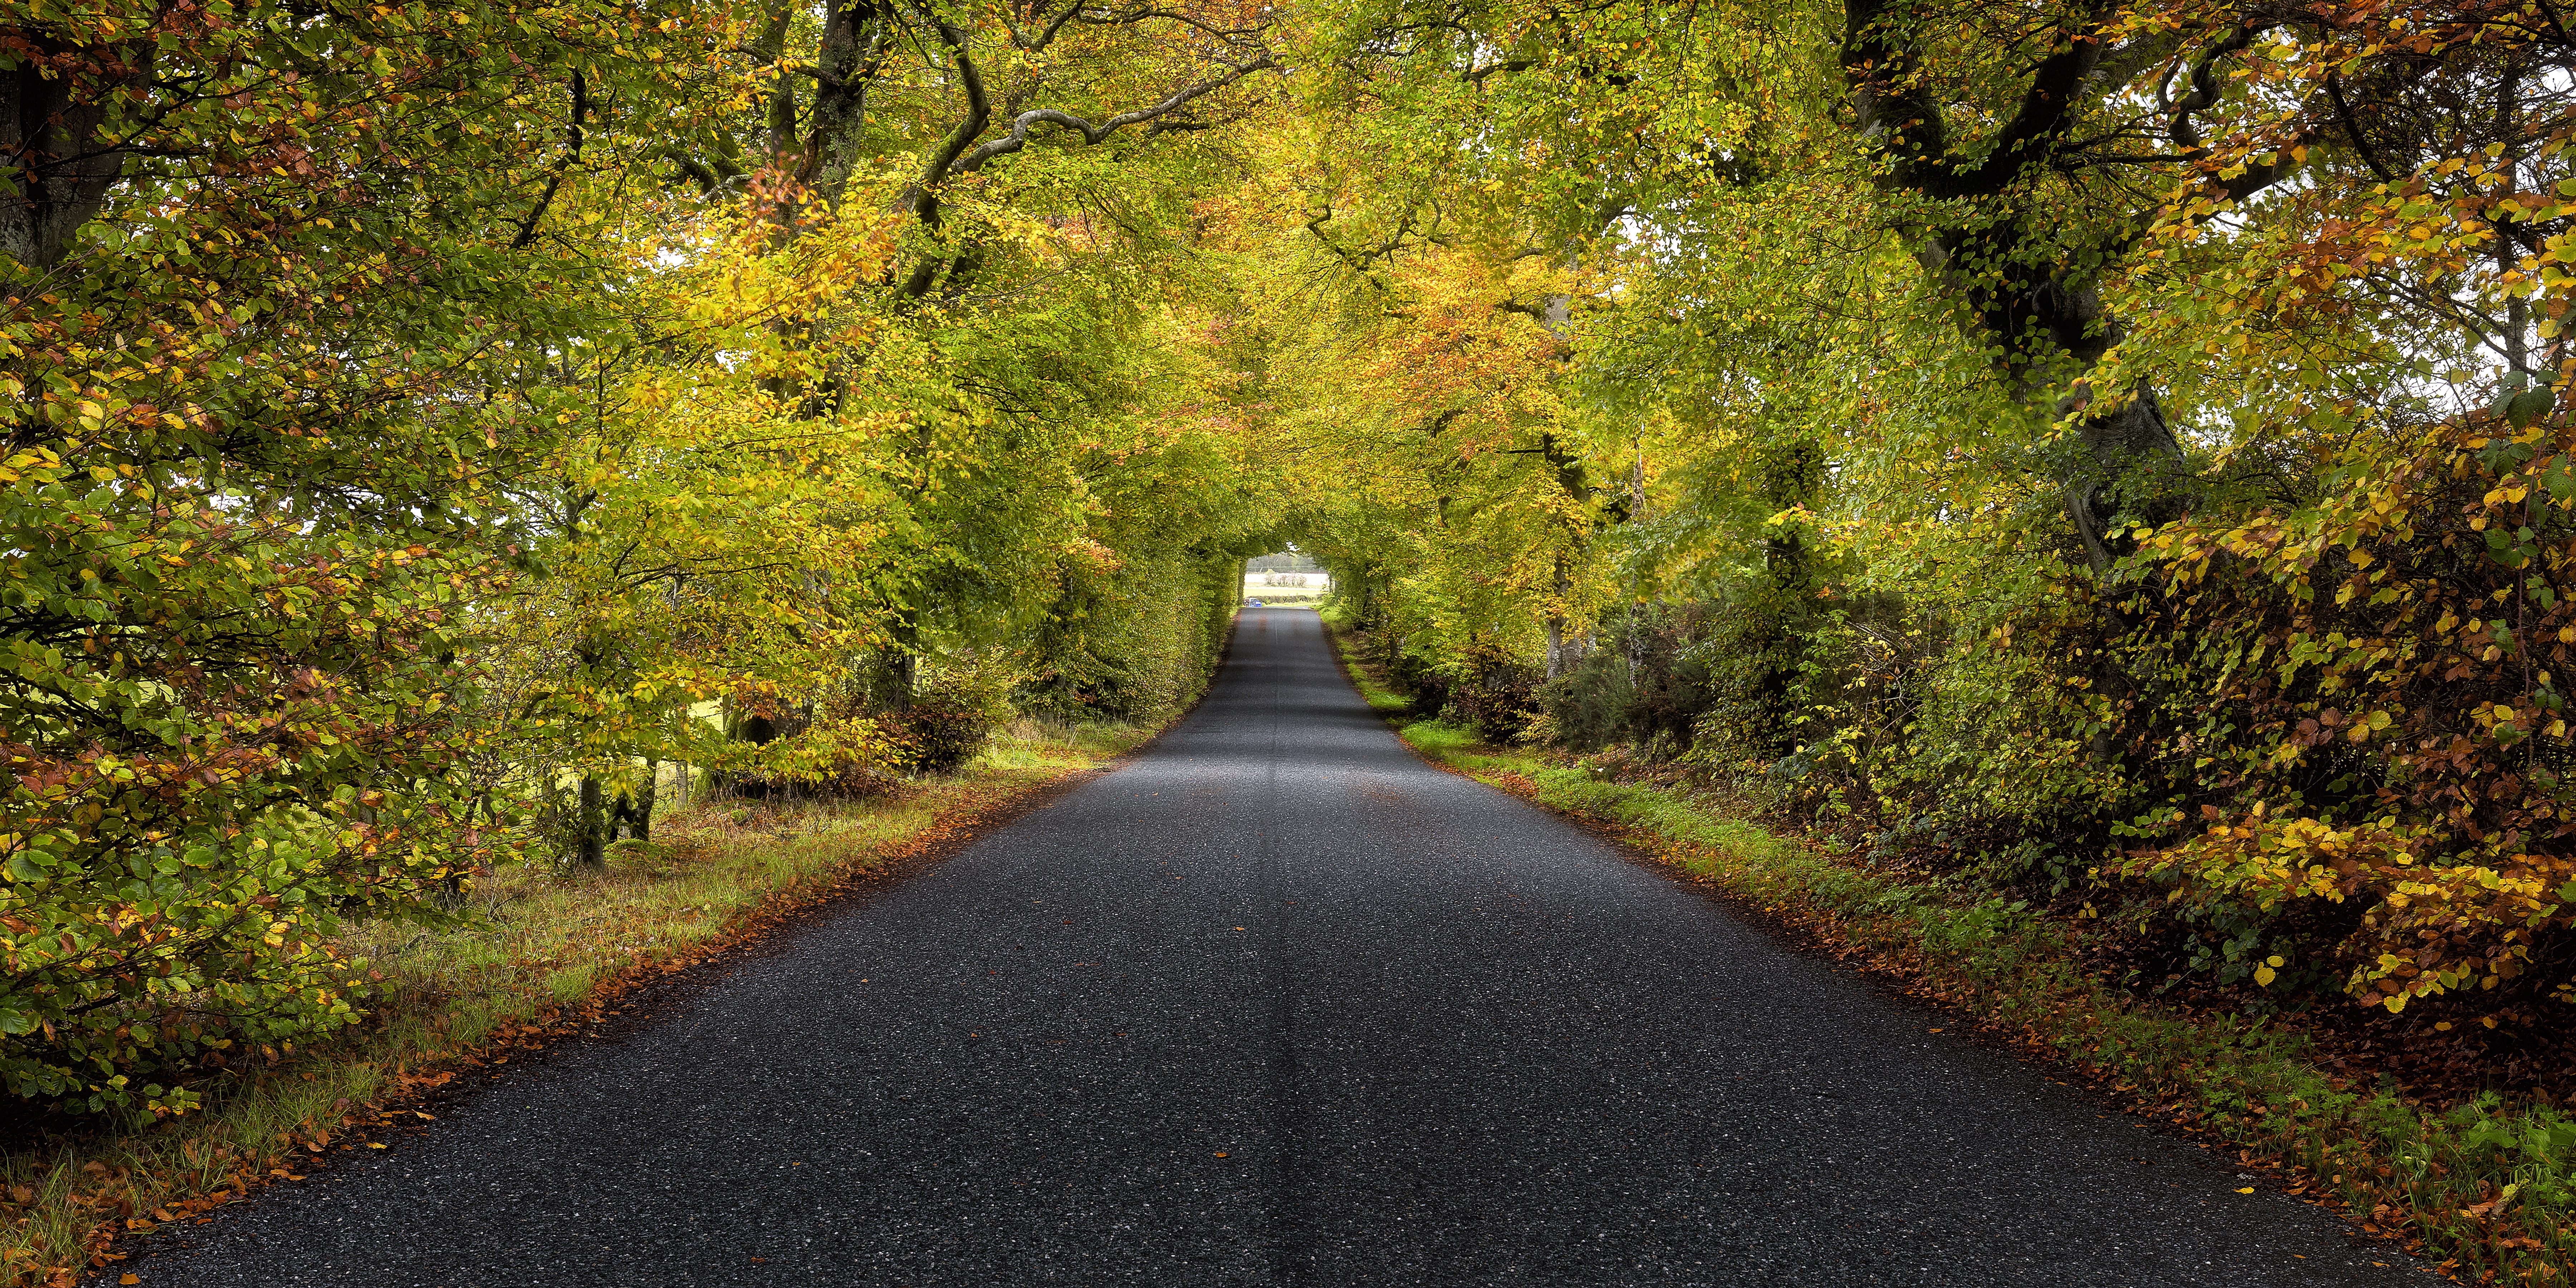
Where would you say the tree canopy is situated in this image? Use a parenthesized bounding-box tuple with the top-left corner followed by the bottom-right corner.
(9, 0, 2576, 1111)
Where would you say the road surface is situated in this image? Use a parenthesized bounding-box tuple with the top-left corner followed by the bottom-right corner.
(114, 607, 2420, 1285)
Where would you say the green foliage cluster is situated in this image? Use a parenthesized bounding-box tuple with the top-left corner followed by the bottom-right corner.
(0, 0, 690, 1112)
(1278, 0, 2576, 1080)
(2, 0, 1280, 1112)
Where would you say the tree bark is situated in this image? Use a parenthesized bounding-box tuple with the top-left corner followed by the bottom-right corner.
(631, 761, 657, 844)
(801, 0, 884, 204)
(576, 774, 607, 869)
(0, 34, 139, 281)
(1841, 0, 2196, 576)
(1546, 548, 1572, 680)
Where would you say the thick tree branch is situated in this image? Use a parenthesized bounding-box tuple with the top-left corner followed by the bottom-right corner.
(1841, 0, 1952, 189)
(796, 0, 888, 202)
(751, 2, 798, 161)
(1082, 9, 1273, 41)
(952, 55, 1280, 175)
(2324, 72, 2396, 182)
(892, 11, 992, 299)
(1844, 0, 2118, 201)
(909, 16, 992, 200)
(889, 9, 1273, 300)
(1302, 202, 1409, 288)
(1001, 0, 1094, 52)
(2160, 26, 2254, 150)
(1935, 29, 2108, 198)
(510, 68, 587, 250)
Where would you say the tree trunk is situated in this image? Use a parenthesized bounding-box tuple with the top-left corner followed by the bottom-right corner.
(2056, 387, 2185, 578)
(880, 614, 919, 713)
(0, 39, 139, 281)
(576, 775, 607, 869)
(1841, 1, 2196, 576)
(633, 760, 657, 844)
(1545, 549, 1572, 680)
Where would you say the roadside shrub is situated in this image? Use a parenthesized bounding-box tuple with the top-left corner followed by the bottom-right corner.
(1568, 412, 2576, 1029)
(1446, 636, 1541, 744)
(2097, 415, 2576, 1018)
(0, 489, 505, 1114)
(894, 692, 992, 772)
(718, 713, 905, 800)
(1543, 603, 1720, 754)
(896, 654, 1025, 773)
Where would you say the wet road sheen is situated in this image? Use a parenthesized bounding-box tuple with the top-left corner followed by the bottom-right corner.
(122, 608, 2423, 1286)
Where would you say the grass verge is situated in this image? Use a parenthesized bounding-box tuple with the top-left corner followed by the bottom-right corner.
(1327, 627, 2573, 1285)
(1, 719, 1152, 1287)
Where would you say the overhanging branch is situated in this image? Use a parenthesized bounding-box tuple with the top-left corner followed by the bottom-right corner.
(952, 55, 1280, 175)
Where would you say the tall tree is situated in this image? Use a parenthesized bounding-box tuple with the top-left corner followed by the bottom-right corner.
(0, 0, 704, 1109)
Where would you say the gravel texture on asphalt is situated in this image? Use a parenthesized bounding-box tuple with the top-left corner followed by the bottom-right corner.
(108, 607, 2429, 1286)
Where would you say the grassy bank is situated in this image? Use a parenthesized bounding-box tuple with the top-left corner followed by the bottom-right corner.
(1328, 628, 2573, 1285)
(2, 720, 1151, 1287)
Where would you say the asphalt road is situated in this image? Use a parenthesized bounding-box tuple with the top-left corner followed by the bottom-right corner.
(114, 607, 2425, 1286)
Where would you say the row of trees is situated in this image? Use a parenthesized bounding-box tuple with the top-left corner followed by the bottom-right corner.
(1274, 0, 2576, 1059)
(2, 0, 1282, 1112)
(15, 0, 2571, 1115)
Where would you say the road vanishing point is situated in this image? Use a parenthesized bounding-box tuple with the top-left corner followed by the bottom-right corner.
(116, 608, 2425, 1286)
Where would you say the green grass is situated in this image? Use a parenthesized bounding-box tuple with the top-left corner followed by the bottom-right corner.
(1332, 648, 1414, 715)
(0, 719, 1149, 1287)
(1335, 627, 2573, 1284)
